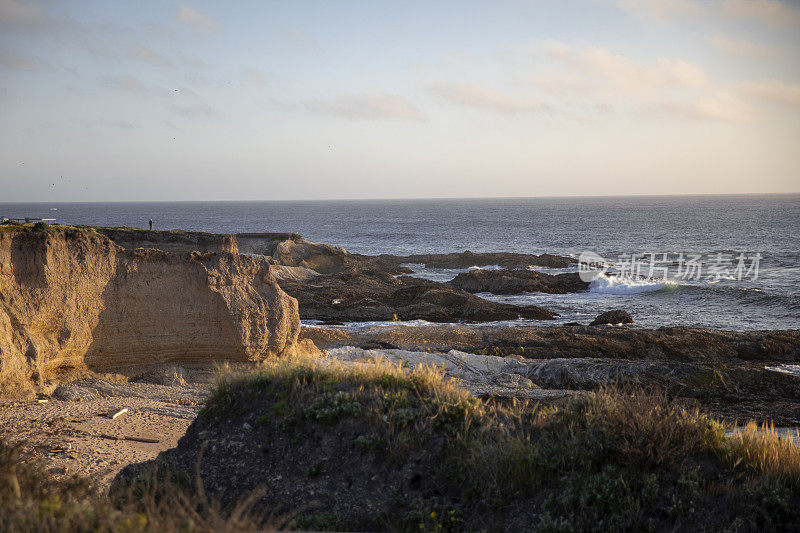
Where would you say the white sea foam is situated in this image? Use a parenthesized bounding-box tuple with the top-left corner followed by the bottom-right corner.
(467, 264, 504, 271)
(765, 365, 800, 378)
(301, 318, 435, 329)
(589, 276, 668, 295)
(528, 264, 580, 274)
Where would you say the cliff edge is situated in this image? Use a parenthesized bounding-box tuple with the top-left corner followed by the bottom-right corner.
(0, 227, 300, 391)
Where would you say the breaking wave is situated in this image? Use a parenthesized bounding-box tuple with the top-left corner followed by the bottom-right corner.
(589, 276, 670, 295)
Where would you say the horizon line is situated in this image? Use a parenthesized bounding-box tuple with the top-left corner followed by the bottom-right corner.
(2, 191, 799, 204)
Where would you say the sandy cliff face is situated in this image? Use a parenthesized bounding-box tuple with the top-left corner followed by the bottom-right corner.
(0, 228, 299, 390)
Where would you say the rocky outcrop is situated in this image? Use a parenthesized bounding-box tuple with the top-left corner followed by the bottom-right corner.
(327, 346, 580, 401)
(234, 232, 304, 256)
(0, 227, 300, 391)
(83, 230, 576, 280)
(301, 324, 800, 364)
(278, 270, 558, 323)
(237, 233, 408, 275)
(304, 327, 800, 424)
(31, 229, 558, 325)
(324, 347, 698, 397)
(235, 236, 572, 323)
(98, 230, 407, 276)
(380, 250, 575, 269)
(269, 264, 321, 282)
(94, 228, 238, 254)
(590, 310, 634, 326)
(449, 268, 589, 294)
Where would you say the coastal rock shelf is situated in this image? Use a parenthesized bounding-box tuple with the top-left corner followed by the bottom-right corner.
(90, 229, 575, 322)
(304, 323, 800, 425)
(277, 272, 559, 323)
(378, 250, 576, 269)
(448, 267, 589, 294)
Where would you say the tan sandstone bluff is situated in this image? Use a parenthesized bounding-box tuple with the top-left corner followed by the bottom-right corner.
(0, 227, 300, 392)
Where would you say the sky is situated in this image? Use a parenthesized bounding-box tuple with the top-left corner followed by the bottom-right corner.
(1, 0, 799, 201)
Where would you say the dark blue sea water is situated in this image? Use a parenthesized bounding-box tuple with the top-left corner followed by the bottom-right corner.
(2, 195, 798, 331)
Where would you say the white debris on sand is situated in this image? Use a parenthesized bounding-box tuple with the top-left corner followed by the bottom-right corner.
(0, 379, 210, 491)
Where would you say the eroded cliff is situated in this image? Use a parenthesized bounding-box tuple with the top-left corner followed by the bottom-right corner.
(0, 227, 299, 391)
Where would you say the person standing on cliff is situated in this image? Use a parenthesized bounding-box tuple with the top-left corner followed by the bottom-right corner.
(149, 219, 153, 231)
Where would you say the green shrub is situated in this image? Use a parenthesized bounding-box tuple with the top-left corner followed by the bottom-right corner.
(202, 355, 800, 530)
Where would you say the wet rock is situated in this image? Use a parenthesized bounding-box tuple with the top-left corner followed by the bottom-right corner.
(301, 324, 800, 366)
(449, 268, 589, 294)
(279, 272, 558, 323)
(522, 358, 688, 389)
(379, 250, 574, 269)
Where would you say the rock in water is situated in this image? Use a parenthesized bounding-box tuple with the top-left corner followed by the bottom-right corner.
(590, 310, 634, 326)
(449, 268, 589, 294)
(0, 227, 300, 391)
(278, 272, 559, 323)
(378, 250, 575, 269)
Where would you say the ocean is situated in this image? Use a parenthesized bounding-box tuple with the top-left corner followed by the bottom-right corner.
(2, 194, 798, 331)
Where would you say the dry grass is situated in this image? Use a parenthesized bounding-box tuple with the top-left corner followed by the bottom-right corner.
(578, 387, 727, 466)
(203, 355, 800, 530)
(264, 350, 470, 401)
(726, 421, 800, 487)
(5, 354, 800, 531)
(209, 351, 474, 419)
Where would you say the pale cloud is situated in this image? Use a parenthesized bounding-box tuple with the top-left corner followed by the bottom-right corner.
(240, 67, 269, 86)
(100, 75, 182, 99)
(515, 39, 763, 124)
(106, 120, 137, 130)
(611, 0, 703, 20)
(540, 40, 709, 91)
(611, 0, 800, 28)
(0, 48, 48, 71)
(740, 80, 800, 109)
(720, 0, 800, 28)
(173, 103, 218, 118)
(650, 91, 755, 123)
(708, 33, 785, 59)
(179, 53, 206, 69)
(176, 5, 218, 31)
(281, 27, 322, 54)
(127, 44, 173, 68)
(305, 93, 426, 121)
(429, 83, 545, 114)
(101, 74, 147, 92)
(0, 0, 46, 28)
(73, 118, 138, 130)
(524, 70, 594, 95)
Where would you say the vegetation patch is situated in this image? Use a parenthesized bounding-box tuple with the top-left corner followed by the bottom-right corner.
(123, 354, 800, 531)
(4, 351, 800, 531)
